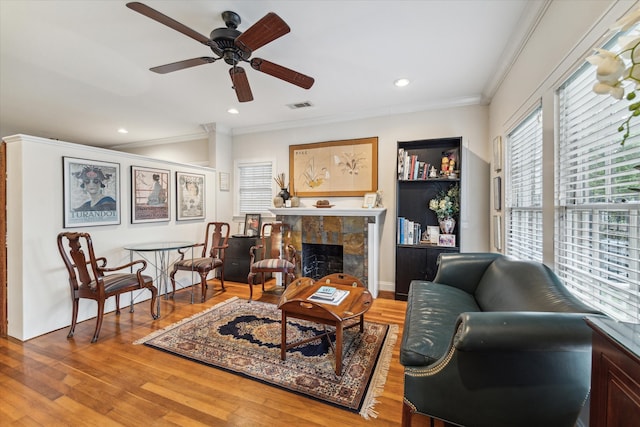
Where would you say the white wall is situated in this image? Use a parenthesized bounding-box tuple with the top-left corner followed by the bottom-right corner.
(232, 105, 491, 292)
(5, 134, 217, 340)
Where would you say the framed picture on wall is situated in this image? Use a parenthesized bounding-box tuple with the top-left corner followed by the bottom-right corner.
(131, 166, 170, 223)
(63, 157, 120, 228)
(289, 136, 378, 197)
(176, 172, 205, 221)
(493, 136, 502, 172)
(494, 176, 502, 211)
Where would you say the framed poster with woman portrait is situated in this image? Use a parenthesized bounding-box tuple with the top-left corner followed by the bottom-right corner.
(63, 157, 120, 227)
(131, 166, 170, 223)
(176, 172, 205, 221)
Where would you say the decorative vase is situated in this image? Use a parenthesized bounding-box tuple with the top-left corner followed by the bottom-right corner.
(273, 196, 284, 208)
(278, 188, 290, 201)
(439, 217, 456, 234)
(290, 195, 300, 207)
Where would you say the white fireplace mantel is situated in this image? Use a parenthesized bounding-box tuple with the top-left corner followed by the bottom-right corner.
(269, 207, 386, 297)
(269, 207, 386, 219)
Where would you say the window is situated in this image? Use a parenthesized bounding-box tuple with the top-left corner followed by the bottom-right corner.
(236, 160, 273, 215)
(505, 106, 543, 263)
(556, 45, 640, 322)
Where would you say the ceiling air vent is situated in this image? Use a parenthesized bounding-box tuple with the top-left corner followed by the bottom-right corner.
(287, 101, 313, 109)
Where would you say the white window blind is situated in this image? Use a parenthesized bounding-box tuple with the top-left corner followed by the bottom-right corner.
(505, 106, 543, 263)
(238, 161, 273, 214)
(557, 49, 640, 322)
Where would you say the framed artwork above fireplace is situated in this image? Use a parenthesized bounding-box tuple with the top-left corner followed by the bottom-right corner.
(289, 137, 378, 197)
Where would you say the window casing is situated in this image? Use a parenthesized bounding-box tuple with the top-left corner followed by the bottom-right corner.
(556, 47, 640, 322)
(505, 106, 544, 263)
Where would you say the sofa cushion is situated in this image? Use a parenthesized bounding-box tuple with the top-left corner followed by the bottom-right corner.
(400, 280, 480, 366)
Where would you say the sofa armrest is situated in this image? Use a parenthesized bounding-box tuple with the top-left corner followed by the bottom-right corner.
(403, 311, 598, 426)
(454, 311, 596, 352)
(433, 252, 502, 294)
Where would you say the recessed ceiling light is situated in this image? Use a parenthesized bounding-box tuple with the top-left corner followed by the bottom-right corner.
(117, 128, 128, 134)
(394, 78, 410, 87)
(227, 108, 239, 114)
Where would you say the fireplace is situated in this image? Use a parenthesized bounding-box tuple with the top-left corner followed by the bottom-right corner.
(302, 243, 344, 280)
(271, 206, 385, 296)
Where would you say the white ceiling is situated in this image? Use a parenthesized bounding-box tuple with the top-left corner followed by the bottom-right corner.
(0, 0, 543, 148)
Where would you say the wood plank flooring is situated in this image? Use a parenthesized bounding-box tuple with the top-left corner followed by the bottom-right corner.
(0, 281, 441, 426)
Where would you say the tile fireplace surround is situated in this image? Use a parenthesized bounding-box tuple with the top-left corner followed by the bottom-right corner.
(270, 207, 386, 297)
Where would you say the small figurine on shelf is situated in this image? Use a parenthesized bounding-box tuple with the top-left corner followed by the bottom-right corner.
(440, 156, 450, 176)
(429, 166, 438, 178)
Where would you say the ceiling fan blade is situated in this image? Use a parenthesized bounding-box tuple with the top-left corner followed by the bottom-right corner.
(250, 58, 314, 89)
(150, 57, 216, 74)
(229, 67, 254, 102)
(235, 12, 290, 54)
(126, 2, 211, 45)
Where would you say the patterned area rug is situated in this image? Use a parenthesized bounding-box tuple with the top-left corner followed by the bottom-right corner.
(135, 297, 397, 418)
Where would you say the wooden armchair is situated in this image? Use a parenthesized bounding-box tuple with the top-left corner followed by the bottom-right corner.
(170, 222, 230, 302)
(57, 232, 158, 343)
(247, 222, 296, 301)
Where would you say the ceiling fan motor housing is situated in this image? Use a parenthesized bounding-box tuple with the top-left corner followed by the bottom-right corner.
(209, 26, 249, 64)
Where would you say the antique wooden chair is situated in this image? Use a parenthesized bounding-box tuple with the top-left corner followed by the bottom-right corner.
(170, 222, 230, 302)
(57, 232, 158, 343)
(247, 222, 296, 301)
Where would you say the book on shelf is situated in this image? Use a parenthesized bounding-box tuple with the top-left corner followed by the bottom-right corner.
(308, 289, 350, 305)
(397, 217, 422, 245)
(397, 148, 430, 181)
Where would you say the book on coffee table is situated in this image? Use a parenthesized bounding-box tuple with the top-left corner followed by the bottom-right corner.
(308, 289, 350, 305)
(312, 286, 337, 299)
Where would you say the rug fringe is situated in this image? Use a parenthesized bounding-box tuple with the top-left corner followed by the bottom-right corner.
(133, 296, 240, 345)
(359, 323, 399, 419)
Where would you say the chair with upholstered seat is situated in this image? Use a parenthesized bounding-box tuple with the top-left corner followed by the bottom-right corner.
(247, 222, 296, 301)
(170, 221, 230, 302)
(57, 232, 158, 343)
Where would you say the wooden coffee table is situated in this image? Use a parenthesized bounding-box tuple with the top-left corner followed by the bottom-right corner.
(277, 277, 373, 375)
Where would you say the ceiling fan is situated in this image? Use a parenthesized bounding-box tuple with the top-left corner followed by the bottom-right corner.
(126, 2, 315, 102)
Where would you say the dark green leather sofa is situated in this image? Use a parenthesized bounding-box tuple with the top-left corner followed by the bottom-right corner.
(400, 252, 602, 427)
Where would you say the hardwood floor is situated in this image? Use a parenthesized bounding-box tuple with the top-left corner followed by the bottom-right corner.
(0, 281, 440, 426)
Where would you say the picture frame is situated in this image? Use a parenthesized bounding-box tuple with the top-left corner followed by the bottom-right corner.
(494, 176, 502, 211)
(289, 136, 378, 197)
(493, 136, 502, 172)
(494, 215, 502, 251)
(244, 214, 261, 237)
(438, 234, 456, 247)
(63, 157, 120, 228)
(131, 166, 170, 223)
(219, 172, 230, 191)
(176, 172, 205, 221)
(362, 192, 377, 208)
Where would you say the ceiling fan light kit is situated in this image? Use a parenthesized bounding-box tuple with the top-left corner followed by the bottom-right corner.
(126, 2, 315, 102)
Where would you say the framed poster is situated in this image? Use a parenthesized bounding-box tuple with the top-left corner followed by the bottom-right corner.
(244, 214, 261, 237)
(494, 215, 502, 251)
(63, 157, 120, 227)
(176, 172, 205, 220)
(131, 166, 170, 223)
(494, 176, 502, 211)
(289, 136, 378, 197)
(493, 136, 502, 172)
